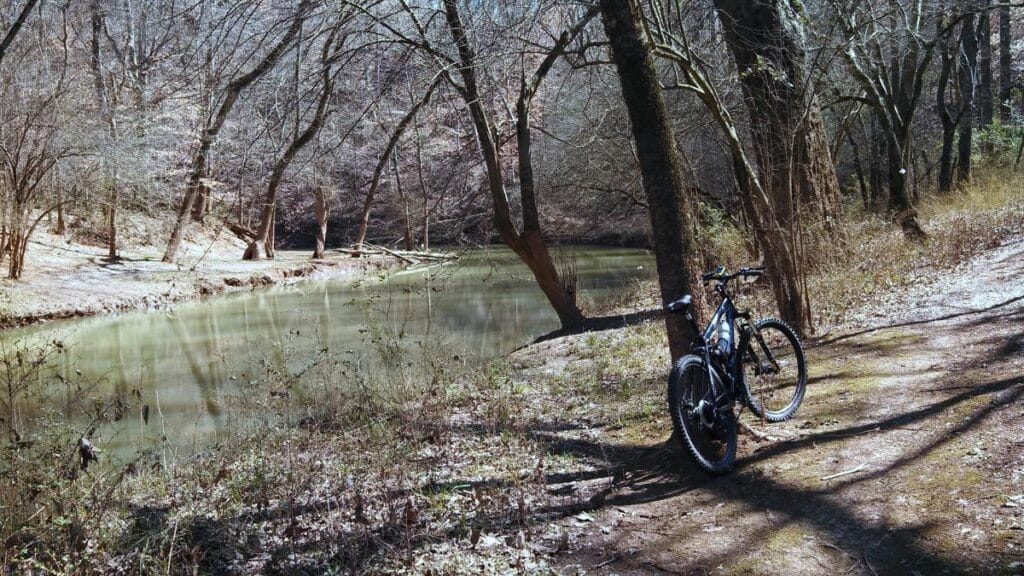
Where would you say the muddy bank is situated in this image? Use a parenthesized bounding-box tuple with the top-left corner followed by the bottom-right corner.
(0, 230, 392, 330)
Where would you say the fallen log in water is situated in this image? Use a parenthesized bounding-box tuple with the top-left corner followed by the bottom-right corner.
(338, 244, 459, 263)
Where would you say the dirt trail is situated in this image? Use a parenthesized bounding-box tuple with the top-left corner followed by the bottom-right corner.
(550, 236, 1024, 575)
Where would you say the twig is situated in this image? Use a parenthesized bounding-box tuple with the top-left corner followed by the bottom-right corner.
(739, 421, 781, 441)
(642, 561, 686, 574)
(820, 463, 868, 481)
(862, 551, 879, 576)
(820, 541, 857, 559)
(595, 554, 621, 568)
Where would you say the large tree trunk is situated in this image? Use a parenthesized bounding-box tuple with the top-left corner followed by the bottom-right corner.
(312, 187, 329, 259)
(714, 0, 842, 229)
(937, 39, 959, 193)
(163, 4, 309, 264)
(999, 4, 1012, 123)
(600, 0, 703, 358)
(442, 0, 585, 331)
(978, 1, 994, 128)
(958, 11, 979, 184)
(886, 128, 925, 239)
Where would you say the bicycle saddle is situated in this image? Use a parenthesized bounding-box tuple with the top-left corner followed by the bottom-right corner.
(666, 294, 692, 313)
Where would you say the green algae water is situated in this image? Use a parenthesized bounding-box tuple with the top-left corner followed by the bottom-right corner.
(0, 247, 654, 454)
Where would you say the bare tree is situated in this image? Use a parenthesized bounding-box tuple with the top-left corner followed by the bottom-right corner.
(958, 5, 979, 183)
(430, 0, 593, 329)
(89, 0, 121, 258)
(244, 17, 345, 260)
(0, 0, 41, 67)
(999, 2, 1012, 122)
(352, 76, 441, 253)
(714, 0, 843, 230)
(645, 0, 814, 334)
(834, 0, 951, 239)
(978, 0, 994, 127)
(163, 1, 312, 264)
(599, 0, 704, 356)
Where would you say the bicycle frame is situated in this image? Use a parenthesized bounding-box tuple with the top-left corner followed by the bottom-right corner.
(692, 288, 756, 409)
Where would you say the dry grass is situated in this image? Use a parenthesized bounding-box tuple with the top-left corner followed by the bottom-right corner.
(807, 169, 1023, 330)
(1, 169, 1021, 575)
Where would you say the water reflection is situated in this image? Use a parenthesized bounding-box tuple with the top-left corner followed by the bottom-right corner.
(1, 247, 653, 452)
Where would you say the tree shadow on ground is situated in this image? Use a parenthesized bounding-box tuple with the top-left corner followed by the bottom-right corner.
(528, 371, 1022, 574)
(807, 295, 1024, 349)
(259, 366, 1020, 574)
(531, 309, 663, 345)
(211, 301, 1023, 575)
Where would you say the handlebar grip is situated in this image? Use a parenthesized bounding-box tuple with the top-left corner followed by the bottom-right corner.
(702, 265, 726, 281)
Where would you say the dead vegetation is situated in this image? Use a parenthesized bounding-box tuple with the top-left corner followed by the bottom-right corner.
(1, 176, 1023, 574)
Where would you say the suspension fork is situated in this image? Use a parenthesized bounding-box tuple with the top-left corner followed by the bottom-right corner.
(749, 322, 780, 371)
(732, 319, 753, 379)
(684, 308, 724, 410)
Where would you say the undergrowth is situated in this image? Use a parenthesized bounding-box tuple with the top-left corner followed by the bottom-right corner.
(1, 168, 1021, 574)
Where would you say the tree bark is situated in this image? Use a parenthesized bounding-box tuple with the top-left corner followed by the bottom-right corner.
(54, 191, 66, 236)
(958, 11, 979, 184)
(936, 37, 961, 193)
(868, 116, 886, 209)
(311, 187, 329, 259)
(599, 0, 703, 358)
(999, 3, 1012, 123)
(978, 1, 994, 128)
(163, 2, 309, 264)
(714, 0, 842, 229)
(442, 0, 587, 330)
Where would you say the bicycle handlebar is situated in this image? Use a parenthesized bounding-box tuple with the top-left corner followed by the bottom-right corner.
(701, 266, 765, 283)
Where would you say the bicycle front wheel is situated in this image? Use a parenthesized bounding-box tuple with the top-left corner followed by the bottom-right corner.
(743, 317, 807, 422)
(667, 355, 736, 474)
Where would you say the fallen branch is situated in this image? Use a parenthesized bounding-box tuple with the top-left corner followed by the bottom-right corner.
(340, 245, 459, 263)
(739, 421, 781, 442)
(820, 463, 868, 481)
(225, 221, 256, 241)
(367, 243, 417, 264)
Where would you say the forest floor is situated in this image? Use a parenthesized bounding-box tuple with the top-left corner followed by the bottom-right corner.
(0, 224, 391, 329)
(4, 181, 1022, 575)
(536, 233, 1024, 575)
(70, 231, 1018, 576)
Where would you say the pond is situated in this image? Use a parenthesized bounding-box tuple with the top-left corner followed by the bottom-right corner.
(0, 247, 655, 455)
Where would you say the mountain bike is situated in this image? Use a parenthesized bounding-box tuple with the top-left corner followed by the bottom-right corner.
(664, 266, 807, 474)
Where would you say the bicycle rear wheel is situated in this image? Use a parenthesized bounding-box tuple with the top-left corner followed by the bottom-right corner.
(667, 355, 736, 474)
(743, 318, 807, 422)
